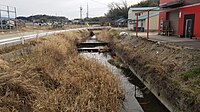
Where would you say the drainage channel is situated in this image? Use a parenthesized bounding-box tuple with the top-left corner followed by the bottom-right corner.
(77, 37, 170, 112)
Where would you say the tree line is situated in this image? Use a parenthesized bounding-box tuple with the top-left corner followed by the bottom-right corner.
(105, 0, 160, 21)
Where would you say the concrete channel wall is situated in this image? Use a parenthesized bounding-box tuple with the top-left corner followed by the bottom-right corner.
(117, 52, 174, 112)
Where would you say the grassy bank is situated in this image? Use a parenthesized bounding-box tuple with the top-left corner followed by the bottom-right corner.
(0, 30, 123, 112)
(97, 30, 200, 112)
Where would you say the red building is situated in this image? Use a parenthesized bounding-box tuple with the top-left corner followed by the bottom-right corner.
(159, 0, 200, 39)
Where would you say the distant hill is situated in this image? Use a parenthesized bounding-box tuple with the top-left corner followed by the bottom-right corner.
(17, 15, 68, 23)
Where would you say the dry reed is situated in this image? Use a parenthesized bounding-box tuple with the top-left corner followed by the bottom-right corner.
(0, 30, 123, 112)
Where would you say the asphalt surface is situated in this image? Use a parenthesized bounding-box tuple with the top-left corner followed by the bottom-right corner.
(0, 30, 51, 40)
(128, 32, 200, 49)
(0, 28, 85, 48)
(147, 35, 200, 49)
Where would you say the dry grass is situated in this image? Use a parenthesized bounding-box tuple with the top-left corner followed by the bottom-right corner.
(20, 25, 53, 31)
(0, 59, 10, 72)
(97, 29, 120, 43)
(0, 30, 123, 112)
(97, 29, 200, 112)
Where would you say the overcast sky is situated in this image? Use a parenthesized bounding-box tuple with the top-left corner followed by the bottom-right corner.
(0, 0, 142, 19)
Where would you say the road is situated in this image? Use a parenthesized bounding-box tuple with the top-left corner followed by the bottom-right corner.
(0, 28, 85, 48)
(0, 30, 51, 40)
(114, 28, 200, 49)
(0, 26, 111, 48)
(127, 31, 200, 49)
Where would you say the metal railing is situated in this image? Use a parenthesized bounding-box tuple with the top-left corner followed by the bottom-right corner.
(0, 28, 86, 48)
(0, 26, 111, 48)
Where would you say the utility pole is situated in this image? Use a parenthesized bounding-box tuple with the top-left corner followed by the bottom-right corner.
(147, 10, 150, 39)
(0, 8, 3, 33)
(80, 6, 83, 20)
(7, 6, 11, 32)
(86, 3, 89, 19)
(80, 6, 83, 27)
(136, 14, 138, 37)
(14, 7, 18, 32)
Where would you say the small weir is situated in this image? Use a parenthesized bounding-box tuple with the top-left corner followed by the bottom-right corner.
(77, 36, 170, 112)
(77, 39, 111, 53)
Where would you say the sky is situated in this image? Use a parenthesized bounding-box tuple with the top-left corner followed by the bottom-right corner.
(0, 0, 142, 19)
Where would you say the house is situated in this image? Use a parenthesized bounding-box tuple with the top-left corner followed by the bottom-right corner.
(0, 18, 16, 29)
(128, 7, 160, 31)
(72, 19, 82, 24)
(113, 18, 128, 27)
(159, 0, 200, 39)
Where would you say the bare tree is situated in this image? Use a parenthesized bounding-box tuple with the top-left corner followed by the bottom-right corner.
(106, 0, 129, 20)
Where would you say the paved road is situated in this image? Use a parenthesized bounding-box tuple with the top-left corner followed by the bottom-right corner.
(147, 35, 200, 49)
(128, 32, 200, 49)
(0, 30, 53, 40)
(0, 28, 85, 48)
(0, 26, 111, 48)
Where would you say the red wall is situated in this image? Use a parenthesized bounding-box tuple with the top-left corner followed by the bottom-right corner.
(159, 12, 167, 20)
(178, 5, 200, 38)
(158, 12, 167, 32)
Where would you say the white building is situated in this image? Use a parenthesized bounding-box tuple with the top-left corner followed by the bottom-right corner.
(128, 7, 160, 31)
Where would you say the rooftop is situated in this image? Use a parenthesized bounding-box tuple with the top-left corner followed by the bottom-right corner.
(129, 7, 160, 11)
(138, 12, 159, 20)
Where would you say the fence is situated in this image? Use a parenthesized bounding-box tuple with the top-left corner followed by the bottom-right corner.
(0, 4, 17, 33)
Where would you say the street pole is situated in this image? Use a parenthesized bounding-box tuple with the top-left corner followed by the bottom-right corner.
(80, 6, 82, 19)
(147, 10, 150, 39)
(7, 6, 11, 32)
(0, 8, 3, 33)
(80, 6, 83, 27)
(15, 7, 18, 32)
(136, 14, 138, 37)
(86, 3, 89, 18)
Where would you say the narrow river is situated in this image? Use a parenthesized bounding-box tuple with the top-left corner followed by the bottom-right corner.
(78, 38, 170, 112)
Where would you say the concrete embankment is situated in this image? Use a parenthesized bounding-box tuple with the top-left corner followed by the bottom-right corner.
(97, 30, 200, 112)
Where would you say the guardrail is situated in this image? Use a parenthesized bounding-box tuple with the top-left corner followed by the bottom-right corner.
(87, 26, 111, 30)
(0, 26, 111, 48)
(0, 28, 85, 48)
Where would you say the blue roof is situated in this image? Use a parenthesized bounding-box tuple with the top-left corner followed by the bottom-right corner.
(129, 7, 160, 11)
(115, 18, 127, 22)
(138, 12, 159, 20)
(128, 12, 159, 21)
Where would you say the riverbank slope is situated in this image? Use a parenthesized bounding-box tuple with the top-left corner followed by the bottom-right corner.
(97, 30, 200, 112)
(0, 30, 124, 112)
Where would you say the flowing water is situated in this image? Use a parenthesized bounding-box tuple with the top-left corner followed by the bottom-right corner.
(78, 38, 170, 112)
